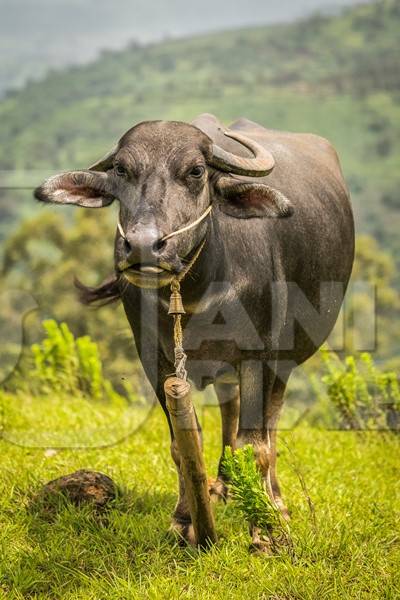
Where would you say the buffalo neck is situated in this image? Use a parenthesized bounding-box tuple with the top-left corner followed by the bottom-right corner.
(178, 212, 227, 307)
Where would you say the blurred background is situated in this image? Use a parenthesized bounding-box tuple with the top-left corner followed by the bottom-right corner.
(0, 0, 399, 432)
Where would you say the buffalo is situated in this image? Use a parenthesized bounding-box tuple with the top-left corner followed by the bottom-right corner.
(35, 113, 354, 550)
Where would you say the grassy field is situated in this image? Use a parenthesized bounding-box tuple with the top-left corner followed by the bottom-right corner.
(0, 395, 399, 599)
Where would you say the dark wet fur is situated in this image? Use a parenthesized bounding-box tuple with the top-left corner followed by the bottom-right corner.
(74, 274, 121, 306)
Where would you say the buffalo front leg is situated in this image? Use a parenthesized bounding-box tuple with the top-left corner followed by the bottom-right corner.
(166, 377, 217, 548)
(210, 377, 240, 501)
(151, 389, 195, 541)
(170, 438, 196, 545)
(125, 296, 211, 546)
(151, 383, 198, 545)
(160, 382, 199, 545)
(266, 376, 290, 521)
(134, 345, 196, 545)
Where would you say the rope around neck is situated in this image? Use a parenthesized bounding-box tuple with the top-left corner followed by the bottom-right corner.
(168, 238, 207, 380)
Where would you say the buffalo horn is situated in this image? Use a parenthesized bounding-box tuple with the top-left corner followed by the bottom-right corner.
(209, 130, 275, 177)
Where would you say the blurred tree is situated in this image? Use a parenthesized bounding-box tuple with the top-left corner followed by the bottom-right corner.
(347, 235, 399, 366)
(284, 234, 400, 418)
(1, 208, 145, 395)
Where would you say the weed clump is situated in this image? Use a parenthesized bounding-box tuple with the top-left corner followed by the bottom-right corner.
(222, 445, 292, 554)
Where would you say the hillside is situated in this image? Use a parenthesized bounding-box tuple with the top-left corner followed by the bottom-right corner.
(0, 0, 399, 262)
(0, 0, 367, 97)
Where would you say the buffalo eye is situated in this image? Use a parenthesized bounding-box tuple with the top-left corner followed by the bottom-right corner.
(114, 163, 128, 178)
(187, 165, 205, 179)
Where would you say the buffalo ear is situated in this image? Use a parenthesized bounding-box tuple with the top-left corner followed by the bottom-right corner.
(215, 177, 293, 219)
(34, 171, 115, 208)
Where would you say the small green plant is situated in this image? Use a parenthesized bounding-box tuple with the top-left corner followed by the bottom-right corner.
(222, 445, 292, 554)
(315, 350, 400, 430)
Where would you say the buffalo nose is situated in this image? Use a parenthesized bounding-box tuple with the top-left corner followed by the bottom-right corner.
(123, 228, 167, 265)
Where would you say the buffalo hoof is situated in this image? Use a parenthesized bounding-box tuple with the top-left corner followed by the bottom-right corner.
(169, 517, 196, 546)
(249, 526, 293, 556)
(208, 477, 228, 503)
(249, 540, 274, 555)
(249, 527, 274, 555)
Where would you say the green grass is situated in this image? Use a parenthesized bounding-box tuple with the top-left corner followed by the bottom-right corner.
(0, 396, 399, 599)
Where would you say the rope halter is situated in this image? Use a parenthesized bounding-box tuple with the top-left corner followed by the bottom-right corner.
(117, 203, 212, 244)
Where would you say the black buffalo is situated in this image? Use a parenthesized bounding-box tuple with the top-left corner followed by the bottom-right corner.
(35, 113, 354, 549)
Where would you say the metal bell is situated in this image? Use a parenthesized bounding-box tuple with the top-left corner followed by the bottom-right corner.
(168, 289, 185, 315)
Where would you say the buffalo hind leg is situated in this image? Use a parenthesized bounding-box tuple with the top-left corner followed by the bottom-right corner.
(237, 361, 290, 552)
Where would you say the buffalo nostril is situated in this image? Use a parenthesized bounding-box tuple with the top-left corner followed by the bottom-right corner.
(152, 238, 166, 253)
(124, 238, 132, 254)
